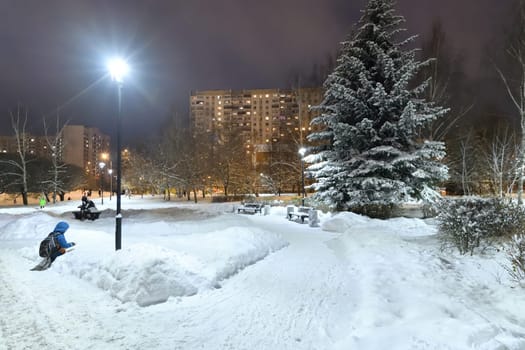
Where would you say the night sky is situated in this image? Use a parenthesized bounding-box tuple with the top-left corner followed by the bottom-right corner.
(0, 0, 511, 145)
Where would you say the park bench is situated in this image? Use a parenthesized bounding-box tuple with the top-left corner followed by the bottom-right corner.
(287, 206, 319, 226)
(237, 202, 263, 214)
(287, 206, 312, 223)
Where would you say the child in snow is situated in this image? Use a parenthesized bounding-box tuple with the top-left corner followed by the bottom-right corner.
(33, 221, 76, 271)
(39, 195, 46, 209)
(48, 221, 76, 263)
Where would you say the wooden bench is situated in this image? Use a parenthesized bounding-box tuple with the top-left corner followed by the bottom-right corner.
(73, 209, 101, 221)
(237, 203, 263, 214)
(287, 206, 312, 223)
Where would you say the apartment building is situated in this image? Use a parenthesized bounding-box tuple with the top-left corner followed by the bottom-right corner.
(0, 134, 50, 158)
(0, 125, 110, 176)
(61, 125, 110, 175)
(190, 87, 323, 169)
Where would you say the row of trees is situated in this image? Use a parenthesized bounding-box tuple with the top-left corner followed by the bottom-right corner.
(0, 108, 85, 205)
(123, 121, 306, 203)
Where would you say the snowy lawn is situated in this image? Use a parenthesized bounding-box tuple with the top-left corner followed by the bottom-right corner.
(0, 196, 524, 349)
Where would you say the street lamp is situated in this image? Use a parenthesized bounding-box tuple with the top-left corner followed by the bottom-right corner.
(108, 57, 129, 251)
(99, 161, 106, 205)
(298, 147, 306, 206)
(108, 168, 113, 200)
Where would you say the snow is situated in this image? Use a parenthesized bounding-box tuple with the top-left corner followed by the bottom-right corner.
(1, 196, 524, 349)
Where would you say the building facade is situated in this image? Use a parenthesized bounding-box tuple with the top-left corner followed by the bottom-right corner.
(61, 125, 110, 175)
(190, 87, 323, 170)
(0, 125, 110, 176)
(0, 134, 50, 158)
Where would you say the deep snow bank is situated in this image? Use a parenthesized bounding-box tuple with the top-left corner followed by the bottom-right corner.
(28, 226, 288, 306)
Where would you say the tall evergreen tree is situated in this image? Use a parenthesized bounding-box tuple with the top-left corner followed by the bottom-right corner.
(307, 0, 448, 214)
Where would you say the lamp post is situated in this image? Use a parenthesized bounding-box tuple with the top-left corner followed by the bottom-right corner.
(298, 147, 306, 206)
(108, 168, 113, 200)
(99, 161, 106, 205)
(108, 57, 129, 251)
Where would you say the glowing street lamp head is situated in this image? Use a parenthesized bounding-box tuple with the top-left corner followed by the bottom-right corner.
(107, 58, 129, 83)
(298, 147, 306, 156)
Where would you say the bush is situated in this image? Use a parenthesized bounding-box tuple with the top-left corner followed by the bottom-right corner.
(505, 234, 525, 284)
(349, 203, 396, 219)
(436, 197, 525, 255)
(210, 195, 245, 203)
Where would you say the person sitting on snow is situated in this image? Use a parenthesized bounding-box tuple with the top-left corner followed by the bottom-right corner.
(48, 221, 76, 263)
(34, 221, 76, 271)
(78, 198, 97, 218)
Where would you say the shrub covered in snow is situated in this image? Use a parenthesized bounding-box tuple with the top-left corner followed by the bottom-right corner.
(505, 234, 525, 285)
(437, 197, 525, 255)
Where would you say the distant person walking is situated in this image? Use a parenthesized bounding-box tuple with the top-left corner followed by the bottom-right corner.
(39, 195, 46, 209)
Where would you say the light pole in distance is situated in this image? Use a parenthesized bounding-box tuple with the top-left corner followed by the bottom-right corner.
(108, 57, 129, 251)
(108, 168, 113, 200)
(298, 147, 306, 206)
(98, 161, 106, 205)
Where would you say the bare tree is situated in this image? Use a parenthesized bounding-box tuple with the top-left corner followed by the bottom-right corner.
(0, 107, 31, 205)
(494, 1, 525, 203)
(42, 111, 70, 203)
(419, 19, 474, 141)
(481, 126, 520, 197)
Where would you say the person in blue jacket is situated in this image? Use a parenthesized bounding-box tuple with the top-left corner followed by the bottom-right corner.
(50, 221, 76, 263)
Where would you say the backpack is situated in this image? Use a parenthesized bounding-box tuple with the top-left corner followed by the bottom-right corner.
(38, 232, 61, 258)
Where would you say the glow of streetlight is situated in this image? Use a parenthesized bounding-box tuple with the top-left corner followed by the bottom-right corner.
(107, 58, 129, 83)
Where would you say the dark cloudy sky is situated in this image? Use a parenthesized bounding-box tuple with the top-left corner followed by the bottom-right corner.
(0, 0, 512, 144)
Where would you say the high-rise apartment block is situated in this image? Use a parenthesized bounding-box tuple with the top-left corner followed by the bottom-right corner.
(61, 125, 110, 175)
(0, 134, 50, 159)
(0, 125, 110, 176)
(190, 87, 323, 169)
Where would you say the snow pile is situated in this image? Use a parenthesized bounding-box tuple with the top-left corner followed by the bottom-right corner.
(44, 225, 286, 307)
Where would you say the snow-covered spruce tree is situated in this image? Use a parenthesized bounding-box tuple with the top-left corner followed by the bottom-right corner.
(306, 0, 448, 216)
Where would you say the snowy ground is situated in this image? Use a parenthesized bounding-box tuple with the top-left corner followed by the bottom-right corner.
(0, 196, 524, 350)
